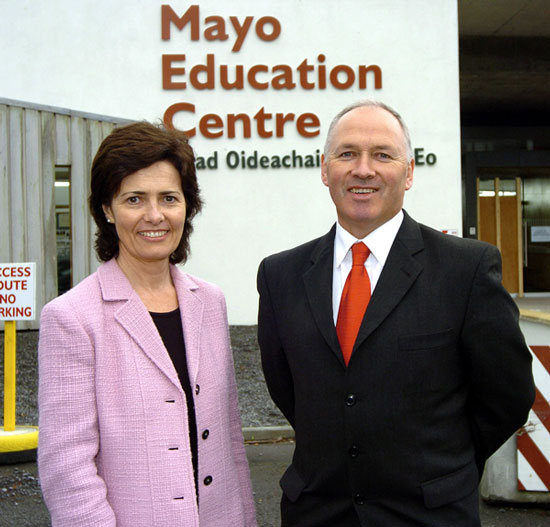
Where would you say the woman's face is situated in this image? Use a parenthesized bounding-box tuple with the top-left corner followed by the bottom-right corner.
(103, 161, 186, 268)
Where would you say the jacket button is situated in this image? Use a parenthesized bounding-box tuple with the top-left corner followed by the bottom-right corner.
(202, 429, 210, 440)
(349, 445, 360, 458)
(354, 494, 365, 505)
(195, 384, 200, 395)
(345, 394, 356, 406)
(204, 475, 213, 486)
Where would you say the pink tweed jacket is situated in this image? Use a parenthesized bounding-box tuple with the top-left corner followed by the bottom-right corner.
(38, 259, 256, 527)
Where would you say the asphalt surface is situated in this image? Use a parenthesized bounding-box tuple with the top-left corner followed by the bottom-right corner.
(2, 327, 550, 525)
(2, 440, 550, 526)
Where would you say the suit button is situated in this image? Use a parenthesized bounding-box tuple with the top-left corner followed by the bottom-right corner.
(195, 384, 200, 395)
(204, 475, 213, 486)
(349, 445, 360, 458)
(202, 429, 210, 440)
(354, 494, 365, 505)
(345, 394, 356, 406)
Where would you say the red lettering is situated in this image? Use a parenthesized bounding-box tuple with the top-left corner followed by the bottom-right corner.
(162, 5, 280, 52)
(296, 113, 321, 137)
(164, 103, 321, 139)
(227, 114, 252, 139)
(161, 4, 199, 41)
(163, 102, 196, 136)
(229, 15, 253, 52)
(0, 306, 32, 318)
(204, 16, 229, 42)
(247, 65, 269, 90)
(358, 64, 383, 89)
(189, 54, 215, 90)
(0, 293, 16, 304)
(162, 55, 187, 90)
(255, 16, 281, 42)
(199, 114, 224, 139)
(0, 280, 26, 290)
(275, 113, 295, 138)
(330, 65, 355, 90)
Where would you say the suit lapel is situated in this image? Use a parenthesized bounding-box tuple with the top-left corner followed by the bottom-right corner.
(98, 259, 184, 390)
(172, 267, 204, 386)
(303, 225, 345, 364)
(353, 212, 424, 351)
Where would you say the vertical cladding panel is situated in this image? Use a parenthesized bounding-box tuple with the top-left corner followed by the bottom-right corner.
(0, 106, 10, 262)
(6, 107, 25, 331)
(9, 107, 25, 264)
(89, 121, 119, 274)
(70, 117, 89, 286)
(88, 120, 106, 274)
(24, 110, 44, 330)
(0, 106, 10, 332)
(55, 114, 71, 166)
(42, 112, 57, 310)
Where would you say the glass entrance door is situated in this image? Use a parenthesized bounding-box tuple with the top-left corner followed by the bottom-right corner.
(523, 172, 550, 293)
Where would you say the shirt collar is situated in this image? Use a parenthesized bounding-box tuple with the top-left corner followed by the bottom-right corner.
(334, 210, 404, 268)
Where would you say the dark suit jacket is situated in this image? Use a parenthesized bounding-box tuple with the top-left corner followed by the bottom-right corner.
(257, 211, 535, 527)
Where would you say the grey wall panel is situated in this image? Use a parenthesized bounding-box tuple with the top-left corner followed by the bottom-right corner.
(9, 107, 25, 264)
(41, 112, 57, 310)
(0, 106, 10, 263)
(23, 110, 43, 330)
(88, 120, 106, 274)
(54, 114, 71, 166)
(69, 116, 89, 288)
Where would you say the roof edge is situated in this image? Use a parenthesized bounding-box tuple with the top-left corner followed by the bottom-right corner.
(0, 97, 133, 125)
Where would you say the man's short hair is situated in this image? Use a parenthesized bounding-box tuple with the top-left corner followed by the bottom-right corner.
(323, 100, 413, 162)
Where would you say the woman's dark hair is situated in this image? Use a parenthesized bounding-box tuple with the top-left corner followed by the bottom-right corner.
(89, 121, 202, 264)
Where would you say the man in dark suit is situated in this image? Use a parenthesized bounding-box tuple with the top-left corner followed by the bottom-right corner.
(257, 100, 535, 527)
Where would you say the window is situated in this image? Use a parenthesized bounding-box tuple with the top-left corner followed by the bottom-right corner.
(55, 166, 71, 295)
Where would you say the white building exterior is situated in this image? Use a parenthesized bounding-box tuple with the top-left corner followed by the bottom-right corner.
(0, 0, 461, 325)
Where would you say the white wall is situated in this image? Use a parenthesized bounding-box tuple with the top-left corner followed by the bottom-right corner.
(1, 0, 461, 324)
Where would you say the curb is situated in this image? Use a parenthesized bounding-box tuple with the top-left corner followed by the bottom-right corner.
(243, 425, 294, 442)
(520, 309, 550, 325)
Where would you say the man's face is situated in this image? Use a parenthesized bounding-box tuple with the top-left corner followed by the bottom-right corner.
(321, 106, 414, 238)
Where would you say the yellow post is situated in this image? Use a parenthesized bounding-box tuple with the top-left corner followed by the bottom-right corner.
(3, 321, 16, 432)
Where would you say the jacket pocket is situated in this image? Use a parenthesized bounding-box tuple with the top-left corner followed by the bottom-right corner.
(398, 329, 460, 394)
(421, 462, 479, 509)
(398, 328, 454, 351)
(280, 464, 307, 503)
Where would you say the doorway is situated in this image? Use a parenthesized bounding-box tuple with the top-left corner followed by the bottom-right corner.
(477, 168, 550, 295)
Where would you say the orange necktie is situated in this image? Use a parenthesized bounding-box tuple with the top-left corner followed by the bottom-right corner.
(336, 242, 371, 366)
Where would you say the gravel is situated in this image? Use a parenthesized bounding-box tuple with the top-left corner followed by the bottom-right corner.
(0, 326, 286, 507)
(230, 326, 288, 427)
(0, 331, 40, 427)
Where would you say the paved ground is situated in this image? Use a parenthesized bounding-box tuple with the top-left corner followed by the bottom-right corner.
(1, 440, 550, 526)
(515, 296, 550, 314)
(247, 441, 550, 527)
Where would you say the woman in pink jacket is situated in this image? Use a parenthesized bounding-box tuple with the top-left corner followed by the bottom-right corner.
(38, 122, 257, 527)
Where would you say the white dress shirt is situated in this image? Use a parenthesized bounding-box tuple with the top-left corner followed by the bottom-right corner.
(332, 210, 404, 324)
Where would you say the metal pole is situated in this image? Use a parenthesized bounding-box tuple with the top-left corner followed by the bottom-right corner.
(3, 321, 16, 432)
